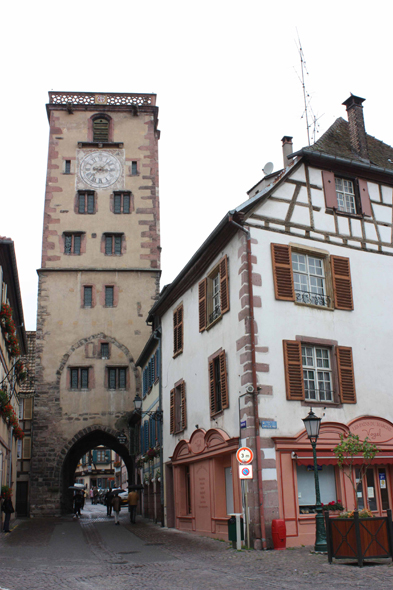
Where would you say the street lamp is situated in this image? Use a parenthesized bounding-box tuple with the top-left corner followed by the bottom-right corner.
(302, 409, 327, 552)
(133, 394, 163, 422)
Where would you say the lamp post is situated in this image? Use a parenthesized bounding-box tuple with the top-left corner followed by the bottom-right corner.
(133, 394, 163, 422)
(302, 409, 327, 552)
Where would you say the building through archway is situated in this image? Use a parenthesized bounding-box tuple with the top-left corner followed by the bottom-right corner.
(60, 426, 133, 513)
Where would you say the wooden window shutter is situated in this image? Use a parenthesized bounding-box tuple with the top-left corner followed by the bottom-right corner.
(173, 305, 183, 355)
(24, 397, 33, 420)
(336, 346, 356, 404)
(22, 436, 31, 460)
(271, 244, 295, 301)
(322, 170, 338, 209)
(358, 178, 372, 217)
(331, 256, 354, 311)
(170, 389, 175, 434)
(173, 309, 178, 354)
(283, 340, 305, 401)
(180, 381, 187, 430)
(198, 278, 207, 332)
(219, 255, 230, 314)
(219, 351, 229, 410)
(209, 359, 216, 415)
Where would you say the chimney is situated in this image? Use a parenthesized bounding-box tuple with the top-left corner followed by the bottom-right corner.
(281, 136, 293, 168)
(342, 94, 368, 160)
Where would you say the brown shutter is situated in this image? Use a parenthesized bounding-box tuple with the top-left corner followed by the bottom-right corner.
(180, 381, 187, 430)
(173, 309, 178, 354)
(219, 351, 229, 410)
(283, 340, 305, 401)
(322, 170, 338, 209)
(219, 255, 230, 314)
(173, 305, 183, 355)
(177, 305, 183, 353)
(24, 397, 33, 420)
(209, 359, 216, 415)
(170, 389, 175, 434)
(22, 436, 32, 460)
(358, 178, 372, 216)
(331, 256, 354, 311)
(271, 244, 295, 301)
(198, 278, 207, 332)
(336, 346, 356, 404)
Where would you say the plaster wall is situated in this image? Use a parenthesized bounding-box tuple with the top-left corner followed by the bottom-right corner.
(161, 236, 244, 464)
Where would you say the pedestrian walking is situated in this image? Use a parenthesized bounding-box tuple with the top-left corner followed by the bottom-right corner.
(74, 491, 83, 518)
(112, 492, 121, 525)
(90, 488, 93, 504)
(105, 489, 113, 516)
(93, 487, 98, 505)
(127, 489, 138, 523)
(2, 497, 14, 533)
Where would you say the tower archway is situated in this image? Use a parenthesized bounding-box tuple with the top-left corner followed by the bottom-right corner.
(59, 425, 134, 513)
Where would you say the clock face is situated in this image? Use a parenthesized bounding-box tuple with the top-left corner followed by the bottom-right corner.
(80, 151, 121, 188)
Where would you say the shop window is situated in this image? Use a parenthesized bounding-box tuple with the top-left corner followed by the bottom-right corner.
(355, 466, 390, 512)
(297, 464, 337, 514)
(198, 255, 229, 331)
(271, 244, 353, 311)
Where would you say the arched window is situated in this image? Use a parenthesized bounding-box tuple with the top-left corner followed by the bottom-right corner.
(93, 116, 109, 142)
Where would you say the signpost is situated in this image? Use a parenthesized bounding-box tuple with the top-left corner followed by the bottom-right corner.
(236, 447, 253, 465)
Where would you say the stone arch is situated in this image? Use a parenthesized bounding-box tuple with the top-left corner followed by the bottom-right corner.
(88, 112, 114, 142)
(55, 332, 141, 395)
(58, 424, 134, 513)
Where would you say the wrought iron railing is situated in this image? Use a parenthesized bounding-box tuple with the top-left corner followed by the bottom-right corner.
(295, 290, 330, 307)
(49, 91, 155, 107)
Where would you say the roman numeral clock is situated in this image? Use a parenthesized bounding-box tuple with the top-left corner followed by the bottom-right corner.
(77, 150, 124, 190)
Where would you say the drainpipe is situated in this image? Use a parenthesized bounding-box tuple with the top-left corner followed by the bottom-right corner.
(229, 215, 267, 550)
(153, 327, 165, 527)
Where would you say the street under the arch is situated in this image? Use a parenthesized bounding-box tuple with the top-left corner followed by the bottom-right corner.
(0, 503, 392, 590)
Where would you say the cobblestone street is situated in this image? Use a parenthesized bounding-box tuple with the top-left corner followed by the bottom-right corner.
(0, 504, 392, 590)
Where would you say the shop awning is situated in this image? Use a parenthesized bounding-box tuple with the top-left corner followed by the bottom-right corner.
(292, 451, 393, 466)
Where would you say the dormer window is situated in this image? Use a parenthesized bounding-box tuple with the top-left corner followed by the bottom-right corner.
(335, 178, 356, 214)
(93, 117, 109, 142)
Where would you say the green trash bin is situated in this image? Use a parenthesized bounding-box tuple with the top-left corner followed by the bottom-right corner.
(228, 516, 244, 542)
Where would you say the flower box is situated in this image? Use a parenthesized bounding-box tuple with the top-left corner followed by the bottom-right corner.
(325, 509, 393, 567)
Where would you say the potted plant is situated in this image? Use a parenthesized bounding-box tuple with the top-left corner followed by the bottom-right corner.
(325, 432, 393, 566)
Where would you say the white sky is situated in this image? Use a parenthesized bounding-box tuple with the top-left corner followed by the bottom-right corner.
(2, 0, 392, 330)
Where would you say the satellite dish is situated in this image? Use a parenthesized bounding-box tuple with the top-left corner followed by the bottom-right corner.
(262, 162, 274, 176)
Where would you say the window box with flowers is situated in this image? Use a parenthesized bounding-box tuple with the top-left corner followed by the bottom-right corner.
(0, 304, 21, 357)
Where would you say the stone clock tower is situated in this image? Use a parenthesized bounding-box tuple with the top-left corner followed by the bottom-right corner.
(31, 92, 160, 515)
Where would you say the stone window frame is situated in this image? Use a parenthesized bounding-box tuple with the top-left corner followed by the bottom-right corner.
(198, 255, 229, 332)
(63, 232, 86, 256)
(105, 366, 128, 390)
(68, 366, 93, 391)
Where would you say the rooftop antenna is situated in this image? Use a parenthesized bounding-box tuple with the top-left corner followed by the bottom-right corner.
(294, 32, 322, 145)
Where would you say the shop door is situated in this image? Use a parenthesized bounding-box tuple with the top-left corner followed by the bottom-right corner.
(356, 466, 390, 514)
(194, 461, 212, 532)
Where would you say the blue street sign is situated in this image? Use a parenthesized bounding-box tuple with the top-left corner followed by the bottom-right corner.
(261, 420, 277, 429)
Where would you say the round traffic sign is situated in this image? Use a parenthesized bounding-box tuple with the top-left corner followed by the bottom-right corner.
(236, 447, 253, 464)
(241, 467, 250, 477)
